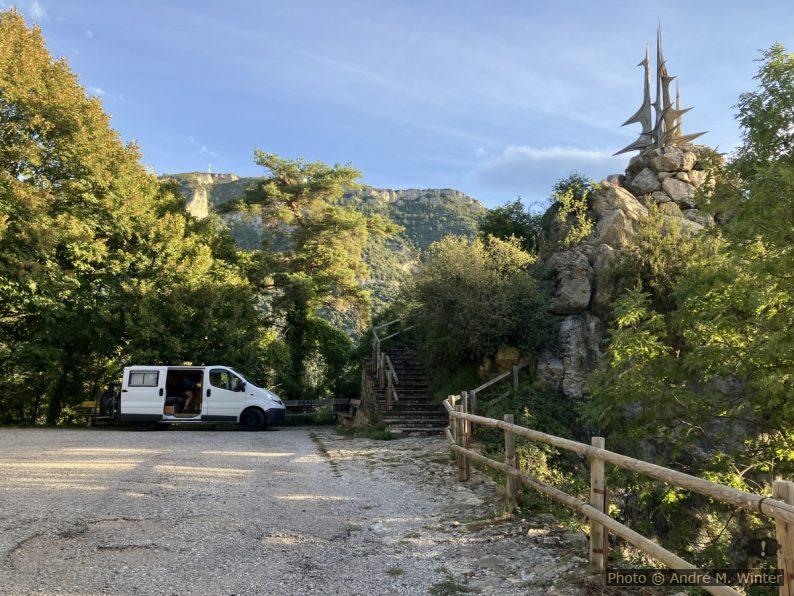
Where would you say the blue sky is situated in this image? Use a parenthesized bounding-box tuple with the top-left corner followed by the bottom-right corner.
(6, 1, 794, 208)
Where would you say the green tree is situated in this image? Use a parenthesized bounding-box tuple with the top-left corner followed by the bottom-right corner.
(0, 10, 272, 423)
(478, 197, 542, 253)
(403, 235, 549, 368)
(240, 151, 396, 399)
(582, 45, 794, 566)
(540, 172, 597, 253)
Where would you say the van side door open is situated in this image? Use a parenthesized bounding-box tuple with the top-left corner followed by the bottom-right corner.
(204, 368, 246, 421)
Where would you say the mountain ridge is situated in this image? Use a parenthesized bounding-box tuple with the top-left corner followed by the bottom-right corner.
(165, 172, 488, 316)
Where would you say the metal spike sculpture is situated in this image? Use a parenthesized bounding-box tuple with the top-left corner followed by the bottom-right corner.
(615, 26, 706, 155)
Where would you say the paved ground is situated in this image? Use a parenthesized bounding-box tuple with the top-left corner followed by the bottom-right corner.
(0, 427, 588, 595)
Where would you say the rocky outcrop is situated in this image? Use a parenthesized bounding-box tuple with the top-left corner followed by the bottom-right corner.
(538, 144, 716, 400)
(547, 251, 592, 314)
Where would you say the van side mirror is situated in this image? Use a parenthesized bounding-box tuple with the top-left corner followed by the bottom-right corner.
(238, 381, 246, 392)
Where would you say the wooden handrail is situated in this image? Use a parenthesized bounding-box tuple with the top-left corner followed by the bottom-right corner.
(443, 402, 794, 525)
(385, 355, 398, 385)
(443, 426, 742, 596)
(471, 361, 530, 394)
(373, 318, 401, 332)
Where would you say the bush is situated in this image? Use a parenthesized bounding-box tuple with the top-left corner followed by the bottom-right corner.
(402, 235, 550, 368)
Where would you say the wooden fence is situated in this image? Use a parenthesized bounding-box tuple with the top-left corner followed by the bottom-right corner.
(370, 319, 415, 410)
(463, 360, 531, 415)
(443, 394, 794, 596)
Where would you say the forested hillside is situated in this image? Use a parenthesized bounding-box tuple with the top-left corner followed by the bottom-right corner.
(166, 173, 486, 315)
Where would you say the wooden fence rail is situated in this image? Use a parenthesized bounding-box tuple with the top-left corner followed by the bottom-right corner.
(443, 396, 794, 596)
(465, 360, 530, 414)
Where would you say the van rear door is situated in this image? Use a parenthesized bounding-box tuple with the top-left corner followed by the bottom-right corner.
(120, 366, 166, 418)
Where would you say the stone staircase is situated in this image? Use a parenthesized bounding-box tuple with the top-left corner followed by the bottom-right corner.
(373, 346, 448, 436)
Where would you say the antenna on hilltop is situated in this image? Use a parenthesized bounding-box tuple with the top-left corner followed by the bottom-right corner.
(207, 162, 212, 174)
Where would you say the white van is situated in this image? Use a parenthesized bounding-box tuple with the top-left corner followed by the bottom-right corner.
(118, 365, 285, 430)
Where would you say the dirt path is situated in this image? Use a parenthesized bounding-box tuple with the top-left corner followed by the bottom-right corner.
(0, 427, 587, 595)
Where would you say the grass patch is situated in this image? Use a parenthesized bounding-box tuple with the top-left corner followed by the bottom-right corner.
(385, 567, 405, 577)
(336, 426, 396, 441)
(308, 431, 342, 477)
(428, 569, 478, 595)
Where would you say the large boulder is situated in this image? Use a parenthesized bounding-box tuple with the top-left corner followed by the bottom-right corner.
(592, 185, 642, 218)
(663, 215, 703, 234)
(652, 146, 697, 171)
(628, 167, 661, 195)
(547, 251, 592, 314)
(588, 185, 649, 248)
(683, 209, 714, 227)
(661, 177, 697, 205)
(591, 244, 617, 311)
(559, 314, 603, 399)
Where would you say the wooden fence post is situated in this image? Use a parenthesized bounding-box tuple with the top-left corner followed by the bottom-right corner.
(469, 389, 477, 415)
(462, 392, 470, 480)
(773, 480, 794, 596)
(590, 436, 606, 575)
(378, 353, 386, 388)
(455, 405, 467, 482)
(504, 414, 517, 513)
(512, 365, 519, 390)
(385, 370, 393, 411)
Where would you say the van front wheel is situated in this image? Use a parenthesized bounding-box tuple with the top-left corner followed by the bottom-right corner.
(240, 408, 266, 431)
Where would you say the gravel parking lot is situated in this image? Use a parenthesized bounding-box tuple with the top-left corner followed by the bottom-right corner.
(0, 427, 586, 595)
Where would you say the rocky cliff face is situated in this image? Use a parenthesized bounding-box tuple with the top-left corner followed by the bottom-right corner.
(537, 144, 715, 399)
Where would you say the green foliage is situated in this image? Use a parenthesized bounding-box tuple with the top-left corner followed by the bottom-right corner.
(541, 172, 597, 252)
(336, 426, 396, 441)
(426, 363, 482, 405)
(479, 380, 588, 514)
(602, 205, 724, 313)
(478, 197, 542, 253)
(582, 45, 794, 567)
(402, 235, 550, 368)
(239, 152, 397, 399)
(0, 10, 276, 424)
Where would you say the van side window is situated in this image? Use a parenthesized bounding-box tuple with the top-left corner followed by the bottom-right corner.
(128, 371, 159, 387)
(209, 369, 230, 390)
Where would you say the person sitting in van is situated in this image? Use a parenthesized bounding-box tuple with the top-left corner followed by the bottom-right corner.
(178, 377, 198, 412)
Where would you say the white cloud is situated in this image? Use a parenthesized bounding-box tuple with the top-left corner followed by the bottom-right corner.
(471, 145, 627, 206)
(199, 146, 217, 157)
(88, 86, 105, 96)
(85, 29, 93, 39)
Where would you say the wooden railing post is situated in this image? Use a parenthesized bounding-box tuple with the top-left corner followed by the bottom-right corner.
(504, 414, 517, 513)
(378, 353, 386, 388)
(590, 436, 606, 575)
(385, 370, 393, 411)
(512, 364, 519, 390)
(455, 405, 467, 481)
(469, 389, 477, 415)
(773, 480, 794, 596)
(462, 392, 470, 480)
